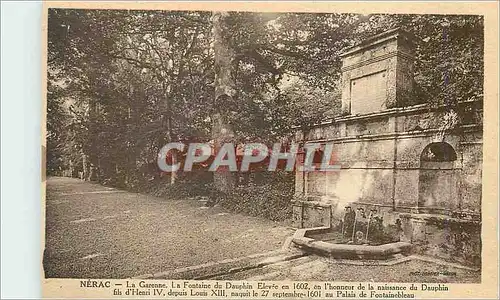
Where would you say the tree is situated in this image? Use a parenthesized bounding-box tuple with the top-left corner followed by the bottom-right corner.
(212, 11, 238, 193)
(46, 10, 483, 194)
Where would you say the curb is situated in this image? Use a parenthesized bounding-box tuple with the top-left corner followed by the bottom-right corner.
(409, 255, 481, 272)
(132, 248, 307, 280)
(195, 251, 307, 280)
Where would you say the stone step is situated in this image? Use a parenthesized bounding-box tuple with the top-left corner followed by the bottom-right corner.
(134, 249, 307, 280)
(214, 255, 316, 280)
(239, 256, 330, 281)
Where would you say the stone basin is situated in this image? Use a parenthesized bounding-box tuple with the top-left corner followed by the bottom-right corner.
(292, 226, 412, 260)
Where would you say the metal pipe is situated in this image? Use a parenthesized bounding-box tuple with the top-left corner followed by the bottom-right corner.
(351, 208, 359, 242)
(341, 207, 349, 238)
(365, 210, 375, 243)
(341, 214, 346, 237)
(351, 213, 356, 242)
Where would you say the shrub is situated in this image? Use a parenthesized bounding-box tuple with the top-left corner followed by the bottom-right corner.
(216, 171, 294, 222)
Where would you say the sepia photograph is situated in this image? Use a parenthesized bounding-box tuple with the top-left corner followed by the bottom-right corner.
(43, 4, 487, 290)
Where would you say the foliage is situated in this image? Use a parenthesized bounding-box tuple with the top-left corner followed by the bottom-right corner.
(216, 171, 295, 221)
(46, 10, 483, 220)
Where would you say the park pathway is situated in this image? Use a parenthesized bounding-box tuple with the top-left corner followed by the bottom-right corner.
(43, 177, 480, 283)
(43, 177, 295, 279)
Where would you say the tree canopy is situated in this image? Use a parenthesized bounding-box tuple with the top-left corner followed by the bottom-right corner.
(47, 9, 483, 187)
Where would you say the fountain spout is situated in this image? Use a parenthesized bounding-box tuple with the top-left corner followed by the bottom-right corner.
(351, 207, 365, 243)
(365, 209, 377, 243)
(342, 206, 354, 239)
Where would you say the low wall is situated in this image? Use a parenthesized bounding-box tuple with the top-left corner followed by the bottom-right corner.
(291, 200, 481, 267)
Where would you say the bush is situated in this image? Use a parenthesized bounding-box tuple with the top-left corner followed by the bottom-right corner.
(216, 171, 294, 222)
(147, 171, 213, 198)
(142, 170, 294, 222)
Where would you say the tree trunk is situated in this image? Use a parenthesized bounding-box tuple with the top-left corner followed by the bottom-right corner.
(87, 98, 99, 182)
(82, 152, 89, 181)
(166, 108, 177, 185)
(161, 40, 177, 185)
(212, 12, 237, 194)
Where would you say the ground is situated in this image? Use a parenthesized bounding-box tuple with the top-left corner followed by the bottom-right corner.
(43, 177, 294, 278)
(43, 177, 480, 283)
(212, 256, 480, 283)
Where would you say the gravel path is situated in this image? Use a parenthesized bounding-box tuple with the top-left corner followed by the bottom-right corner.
(43, 177, 295, 278)
(216, 255, 480, 283)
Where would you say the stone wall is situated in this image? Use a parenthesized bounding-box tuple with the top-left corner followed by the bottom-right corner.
(292, 28, 483, 267)
(340, 29, 416, 115)
(292, 104, 482, 266)
(295, 105, 482, 219)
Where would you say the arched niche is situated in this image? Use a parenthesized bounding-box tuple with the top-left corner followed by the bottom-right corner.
(421, 142, 457, 161)
(418, 142, 459, 212)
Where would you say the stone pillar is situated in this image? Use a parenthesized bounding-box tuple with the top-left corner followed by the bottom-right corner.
(340, 28, 416, 115)
(411, 218, 427, 243)
(295, 169, 305, 197)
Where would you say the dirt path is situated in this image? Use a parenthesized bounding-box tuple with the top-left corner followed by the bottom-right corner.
(215, 255, 481, 283)
(43, 177, 295, 278)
